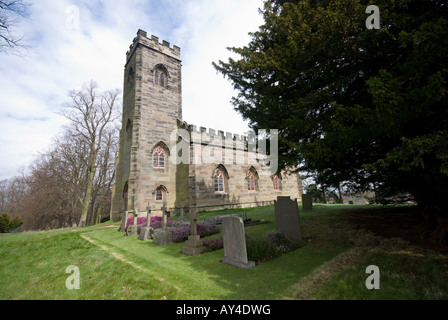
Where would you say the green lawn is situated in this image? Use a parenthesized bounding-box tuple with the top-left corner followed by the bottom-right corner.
(1, 204, 447, 300)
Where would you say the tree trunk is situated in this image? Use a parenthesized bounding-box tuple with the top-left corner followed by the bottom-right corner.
(79, 164, 95, 227)
(321, 186, 327, 204)
(430, 216, 448, 246)
(337, 183, 343, 204)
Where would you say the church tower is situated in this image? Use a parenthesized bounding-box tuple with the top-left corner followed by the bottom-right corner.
(110, 30, 182, 220)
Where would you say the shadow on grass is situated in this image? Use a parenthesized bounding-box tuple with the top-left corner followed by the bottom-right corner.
(83, 204, 348, 300)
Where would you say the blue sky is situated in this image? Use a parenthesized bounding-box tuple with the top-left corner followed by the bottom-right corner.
(0, 0, 264, 180)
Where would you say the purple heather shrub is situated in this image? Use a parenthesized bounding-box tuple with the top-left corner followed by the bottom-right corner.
(125, 216, 162, 231)
(203, 237, 223, 252)
(151, 219, 175, 230)
(171, 222, 220, 243)
(197, 223, 220, 237)
(172, 225, 191, 242)
(125, 217, 221, 242)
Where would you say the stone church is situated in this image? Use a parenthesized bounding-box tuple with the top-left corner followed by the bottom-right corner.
(110, 30, 302, 220)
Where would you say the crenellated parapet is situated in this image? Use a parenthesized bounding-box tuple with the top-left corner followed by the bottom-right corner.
(126, 29, 181, 64)
(177, 119, 259, 151)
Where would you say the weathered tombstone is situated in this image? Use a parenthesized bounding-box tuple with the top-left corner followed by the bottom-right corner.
(154, 202, 173, 246)
(126, 210, 139, 236)
(274, 196, 302, 241)
(180, 205, 186, 222)
(119, 210, 128, 232)
(181, 209, 205, 256)
(139, 203, 154, 241)
(221, 216, 255, 269)
(302, 194, 313, 211)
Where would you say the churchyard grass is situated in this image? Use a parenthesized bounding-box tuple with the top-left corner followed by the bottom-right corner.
(1, 204, 447, 300)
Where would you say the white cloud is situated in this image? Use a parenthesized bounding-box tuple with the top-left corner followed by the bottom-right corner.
(0, 0, 264, 180)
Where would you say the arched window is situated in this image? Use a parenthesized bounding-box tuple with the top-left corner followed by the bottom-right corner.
(246, 167, 258, 192)
(247, 171, 256, 191)
(214, 168, 225, 193)
(153, 147, 165, 168)
(273, 174, 280, 191)
(154, 64, 168, 88)
(155, 188, 164, 201)
(154, 185, 168, 202)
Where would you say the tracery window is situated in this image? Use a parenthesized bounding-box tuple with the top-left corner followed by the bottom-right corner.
(153, 147, 165, 168)
(214, 168, 225, 193)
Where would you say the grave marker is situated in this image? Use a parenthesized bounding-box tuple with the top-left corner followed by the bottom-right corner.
(154, 201, 173, 246)
(274, 196, 302, 241)
(139, 203, 154, 241)
(181, 209, 205, 256)
(221, 216, 255, 269)
(302, 194, 313, 211)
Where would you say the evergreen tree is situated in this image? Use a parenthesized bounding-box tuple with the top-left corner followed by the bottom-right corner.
(214, 0, 448, 243)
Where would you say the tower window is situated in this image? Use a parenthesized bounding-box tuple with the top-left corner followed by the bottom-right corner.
(153, 147, 165, 168)
(154, 64, 168, 88)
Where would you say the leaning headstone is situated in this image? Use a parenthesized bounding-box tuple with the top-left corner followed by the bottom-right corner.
(182, 210, 205, 256)
(274, 196, 302, 241)
(302, 194, 313, 211)
(154, 203, 173, 246)
(221, 216, 255, 269)
(139, 203, 154, 241)
(119, 210, 128, 232)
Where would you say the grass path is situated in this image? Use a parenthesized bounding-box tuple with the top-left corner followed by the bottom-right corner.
(80, 233, 183, 296)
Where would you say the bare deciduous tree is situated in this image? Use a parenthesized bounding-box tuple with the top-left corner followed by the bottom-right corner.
(0, 0, 30, 54)
(60, 80, 121, 226)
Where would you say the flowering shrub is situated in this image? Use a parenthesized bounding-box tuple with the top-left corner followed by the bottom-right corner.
(125, 216, 162, 231)
(172, 225, 190, 242)
(151, 219, 175, 230)
(197, 223, 220, 238)
(125, 216, 221, 243)
(171, 222, 220, 243)
(203, 237, 223, 252)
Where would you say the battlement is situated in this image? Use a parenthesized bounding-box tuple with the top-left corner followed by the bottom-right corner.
(177, 119, 259, 151)
(126, 29, 181, 62)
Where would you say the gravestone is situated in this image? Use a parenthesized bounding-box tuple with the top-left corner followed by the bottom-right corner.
(274, 196, 302, 241)
(181, 210, 205, 256)
(139, 203, 154, 241)
(180, 205, 186, 222)
(119, 210, 128, 232)
(154, 202, 173, 246)
(302, 194, 313, 211)
(126, 210, 139, 236)
(221, 216, 255, 269)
